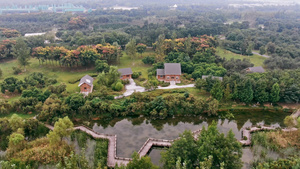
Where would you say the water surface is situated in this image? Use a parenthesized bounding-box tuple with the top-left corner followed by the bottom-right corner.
(92, 110, 289, 158)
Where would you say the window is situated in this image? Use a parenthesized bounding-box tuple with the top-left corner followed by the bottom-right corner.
(127, 75, 130, 77)
(176, 76, 179, 79)
(171, 77, 174, 79)
(160, 75, 163, 78)
(167, 76, 170, 79)
(121, 75, 123, 78)
(84, 87, 87, 90)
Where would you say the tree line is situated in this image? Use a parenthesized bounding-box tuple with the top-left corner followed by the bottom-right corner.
(196, 69, 300, 104)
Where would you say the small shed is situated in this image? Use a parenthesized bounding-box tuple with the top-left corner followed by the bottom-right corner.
(118, 68, 133, 80)
(202, 75, 223, 81)
(245, 66, 265, 73)
(78, 75, 94, 94)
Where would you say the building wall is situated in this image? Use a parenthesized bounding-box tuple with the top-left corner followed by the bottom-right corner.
(157, 75, 165, 81)
(120, 74, 132, 80)
(157, 75, 181, 83)
(80, 83, 92, 93)
(164, 75, 181, 82)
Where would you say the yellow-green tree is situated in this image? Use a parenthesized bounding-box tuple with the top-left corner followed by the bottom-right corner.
(47, 116, 74, 145)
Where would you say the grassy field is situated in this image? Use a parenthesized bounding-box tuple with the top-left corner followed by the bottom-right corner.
(0, 112, 38, 119)
(0, 58, 97, 93)
(117, 51, 154, 80)
(216, 47, 266, 67)
(0, 52, 154, 100)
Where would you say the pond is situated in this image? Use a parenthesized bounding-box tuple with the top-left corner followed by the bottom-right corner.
(91, 110, 290, 167)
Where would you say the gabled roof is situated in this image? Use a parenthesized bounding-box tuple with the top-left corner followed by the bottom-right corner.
(78, 75, 94, 87)
(202, 75, 223, 81)
(118, 68, 133, 76)
(164, 63, 181, 75)
(157, 69, 165, 76)
(247, 66, 265, 73)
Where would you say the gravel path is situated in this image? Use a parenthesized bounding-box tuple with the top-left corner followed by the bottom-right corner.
(252, 51, 271, 58)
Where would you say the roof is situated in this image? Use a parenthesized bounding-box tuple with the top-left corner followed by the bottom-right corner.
(164, 63, 181, 75)
(202, 75, 223, 81)
(248, 66, 265, 73)
(157, 69, 165, 75)
(78, 75, 94, 87)
(118, 68, 133, 76)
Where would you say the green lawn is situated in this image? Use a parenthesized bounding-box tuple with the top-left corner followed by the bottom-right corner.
(0, 52, 154, 100)
(0, 112, 38, 119)
(216, 47, 266, 67)
(0, 58, 97, 97)
(117, 51, 154, 80)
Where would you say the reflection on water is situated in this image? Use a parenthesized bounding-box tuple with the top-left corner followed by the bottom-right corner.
(92, 110, 289, 158)
(148, 148, 165, 167)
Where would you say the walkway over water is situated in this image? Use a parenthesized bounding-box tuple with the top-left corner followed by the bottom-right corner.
(44, 109, 299, 167)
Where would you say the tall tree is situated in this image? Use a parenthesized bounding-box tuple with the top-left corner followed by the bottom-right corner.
(185, 34, 192, 56)
(124, 152, 159, 169)
(125, 38, 137, 59)
(155, 34, 166, 62)
(210, 81, 223, 101)
(198, 122, 242, 169)
(270, 83, 280, 103)
(239, 79, 253, 104)
(161, 130, 198, 169)
(47, 116, 73, 144)
(259, 46, 266, 55)
(12, 38, 30, 71)
(223, 83, 232, 102)
(254, 80, 269, 104)
(232, 81, 239, 100)
(136, 43, 147, 57)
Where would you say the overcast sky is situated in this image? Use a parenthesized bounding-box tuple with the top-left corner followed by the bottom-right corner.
(0, 0, 299, 6)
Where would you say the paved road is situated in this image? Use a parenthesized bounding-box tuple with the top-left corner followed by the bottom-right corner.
(157, 83, 195, 89)
(115, 80, 195, 99)
(252, 51, 271, 58)
(115, 79, 145, 99)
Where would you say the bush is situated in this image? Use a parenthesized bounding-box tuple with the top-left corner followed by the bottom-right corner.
(113, 82, 124, 91)
(139, 78, 146, 81)
(47, 78, 57, 85)
(12, 66, 22, 75)
(142, 56, 156, 64)
(106, 95, 115, 100)
(122, 79, 130, 85)
(161, 82, 170, 87)
(243, 136, 248, 140)
(132, 72, 142, 79)
(0, 68, 2, 78)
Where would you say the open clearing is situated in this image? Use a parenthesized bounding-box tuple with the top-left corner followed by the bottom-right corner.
(216, 47, 266, 67)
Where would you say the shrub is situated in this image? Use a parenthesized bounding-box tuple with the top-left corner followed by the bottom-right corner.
(113, 82, 123, 91)
(0, 68, 2, 78)
(243, 136, 248, 140)
(142, 56, 156, 64)
(12, 66, 22, 75)
(132, 72, 142, 79)
(139, 78, 146, 81)
(106, 95, 115, 100)
(46, 78, 57, 85)
(122, 79, 130, 85)
(161, 82, 170, 87)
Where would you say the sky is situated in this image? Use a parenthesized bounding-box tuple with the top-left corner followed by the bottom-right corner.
(0, 0, 299, 6)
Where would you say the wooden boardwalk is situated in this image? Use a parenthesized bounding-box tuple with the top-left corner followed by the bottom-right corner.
(44, 109, 300, 167)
